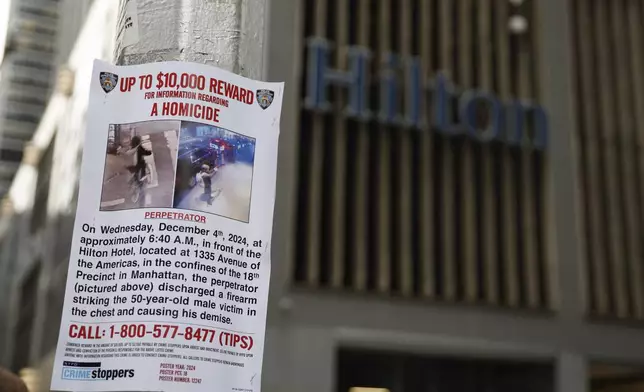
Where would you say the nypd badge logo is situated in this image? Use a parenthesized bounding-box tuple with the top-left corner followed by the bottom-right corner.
(99, 72, 118, 93)
(256, 89, 274, 110)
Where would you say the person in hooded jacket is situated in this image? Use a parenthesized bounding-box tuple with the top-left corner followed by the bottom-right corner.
(199, 163, 218, 205)
(122, 135, 152, 184)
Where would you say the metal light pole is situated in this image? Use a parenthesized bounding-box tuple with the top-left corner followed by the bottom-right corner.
(114, 0, 268, 80)
(107, 1, 268, 390)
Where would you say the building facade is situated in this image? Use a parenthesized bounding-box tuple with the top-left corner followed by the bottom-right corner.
(0, 0, 59, 199)
(0, 0, 115, 388)
(1, 0, 644, 391)
(264, 0, 644, 390)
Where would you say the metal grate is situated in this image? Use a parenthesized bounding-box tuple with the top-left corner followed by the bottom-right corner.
(571, 0, 644, 321)
(294, 0, 550, 310)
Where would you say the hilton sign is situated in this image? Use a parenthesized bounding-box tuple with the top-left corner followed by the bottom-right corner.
(304, 38, 548, 150)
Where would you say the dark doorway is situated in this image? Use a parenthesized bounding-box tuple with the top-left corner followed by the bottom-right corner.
(337, 348, 554, 392)
(590, 363, 644, 391)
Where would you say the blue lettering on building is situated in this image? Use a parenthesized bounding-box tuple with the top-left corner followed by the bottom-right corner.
(304, 37, 548, 150)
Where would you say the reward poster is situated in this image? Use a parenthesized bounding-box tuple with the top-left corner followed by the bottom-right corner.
(51, 60, 283, 391)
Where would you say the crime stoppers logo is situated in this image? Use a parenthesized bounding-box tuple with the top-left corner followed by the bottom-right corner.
(62, 361, 135, 381)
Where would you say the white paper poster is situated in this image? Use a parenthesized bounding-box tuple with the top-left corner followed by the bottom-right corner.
(50, 59, 283, 392)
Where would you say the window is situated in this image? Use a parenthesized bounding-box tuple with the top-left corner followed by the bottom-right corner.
(30, 139, 54, 233)
(294, 0, 549, 310)
(0, 148, 23, 163)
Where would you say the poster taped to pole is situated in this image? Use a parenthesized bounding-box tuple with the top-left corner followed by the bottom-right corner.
(50, 59, 283, 392)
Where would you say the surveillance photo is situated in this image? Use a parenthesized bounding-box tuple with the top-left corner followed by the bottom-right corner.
(100, 120, 180, 211)
(173, 121, 256, 223)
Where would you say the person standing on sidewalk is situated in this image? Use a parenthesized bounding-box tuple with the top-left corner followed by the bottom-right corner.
(0, 367, 28, 392)
(199, 164, 218, 206)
